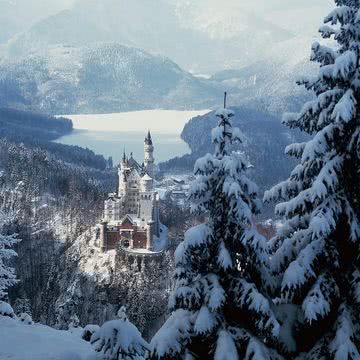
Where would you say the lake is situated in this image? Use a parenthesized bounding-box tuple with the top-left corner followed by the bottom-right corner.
(56, 109, 210, 163)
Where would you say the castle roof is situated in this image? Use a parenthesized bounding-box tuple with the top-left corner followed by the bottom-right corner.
(142, 174, 153, 181)
(127, 156, 143, 173)
(144, 130, 153, 145)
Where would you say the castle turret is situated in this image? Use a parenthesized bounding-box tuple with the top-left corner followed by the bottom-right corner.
(140, 173, 153, 192)
(146, 220, 154, 250)
(118, 150, 128, 196)
(100, 221, 108, 252)
(144, 131, 155, 179)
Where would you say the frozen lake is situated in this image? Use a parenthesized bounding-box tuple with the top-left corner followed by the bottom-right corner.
(56, 109, 210, 163)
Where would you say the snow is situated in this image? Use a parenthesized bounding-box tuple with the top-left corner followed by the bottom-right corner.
(150, 309, 193, 358)
(329, 305, 360, 360)
(333, 89, 357, 123)
(217, 242, 233, 270)
(18, 312, 34, 325)
(214, 108, 235, 118)
(194, 306, 215, 334)
(174, 224, 211, 265)
(238, 279, 280, 337)
(90, 318, 149, 360)
(214, 330, 238, 360)
(302, 275, 333, 323)
(0, 301, 15, 318)
(0, 315, 93, 360)
(282, 239, 325, 293)
(81, 325, 100, 341)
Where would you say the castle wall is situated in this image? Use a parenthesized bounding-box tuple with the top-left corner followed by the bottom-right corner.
(106, 230, 121, 250)
(133, 231, 147, 249)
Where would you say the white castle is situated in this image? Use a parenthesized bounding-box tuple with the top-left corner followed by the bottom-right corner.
(99, 131, 160, 252)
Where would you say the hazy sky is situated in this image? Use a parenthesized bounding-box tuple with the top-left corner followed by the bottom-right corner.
(1, 0, 333, 28)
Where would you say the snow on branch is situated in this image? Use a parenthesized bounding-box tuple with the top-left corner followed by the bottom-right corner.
(91, 317, 149, 360)
(214, 330, 239, 360)
(281, 239, 325, 298)
(329, 304, 360, 359)
(302, 274, 338, 323)
(237, 279, 280, 337)
(150, 309, 193, 359)
(332, 89, 357, 123)
(324, 6, 353, 25)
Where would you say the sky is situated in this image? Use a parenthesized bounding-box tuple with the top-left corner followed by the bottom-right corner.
(0, 0, 333, 33)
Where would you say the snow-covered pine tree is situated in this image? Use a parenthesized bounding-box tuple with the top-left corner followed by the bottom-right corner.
(151, 105, 281, 359)
(264, 1, 360, 358)
(90, 307, 149, 360)
(14, 296, 32, 317)
(0, 209, 19, 301)
(69, 313, 80, 330)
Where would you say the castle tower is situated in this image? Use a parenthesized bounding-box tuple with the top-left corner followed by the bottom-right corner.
(99, 221, 108, 252)
(118, 150, 128, 196)
(146, 220, 154, 250)
(144, 131, 155, 179)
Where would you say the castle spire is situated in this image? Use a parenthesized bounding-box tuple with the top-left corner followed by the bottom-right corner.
(122, 149, 126, 162)
(145, 130, 153, 145)
(144, 130, 155, 179)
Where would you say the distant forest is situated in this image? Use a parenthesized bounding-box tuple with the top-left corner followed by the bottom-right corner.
(0, 107, 110, 170)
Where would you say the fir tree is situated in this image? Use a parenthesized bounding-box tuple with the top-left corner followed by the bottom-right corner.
(14, 296, 32, 317)
(90, 307, 149, 360)
(151, 105, 281, 359)
(0, 209, 19, 301)
(264, 1, 360, 358)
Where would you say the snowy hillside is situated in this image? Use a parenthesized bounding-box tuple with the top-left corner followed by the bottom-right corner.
(212, 36, 324, 115)
(0, 43, 220, 114)
(0, 315, 93, 360)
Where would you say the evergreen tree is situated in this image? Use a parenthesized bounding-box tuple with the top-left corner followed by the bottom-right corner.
(90, 307, 149, 360)
(151, 106, 280, 359)
(0, 209, 19, 301)
(264, 1, 360, 357)
(14, 296, 32, 317)
(69, 313, 80, 330)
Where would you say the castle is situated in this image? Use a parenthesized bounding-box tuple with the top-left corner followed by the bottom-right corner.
(99, 131, 161, 252)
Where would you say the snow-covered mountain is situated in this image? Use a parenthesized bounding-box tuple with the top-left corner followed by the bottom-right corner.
(1, 0, 332, 73)
(215, 36, 320, 115)
(0, 0, 333, 116)
(0, 43, 221, 114)
(2, 0, 293, 74)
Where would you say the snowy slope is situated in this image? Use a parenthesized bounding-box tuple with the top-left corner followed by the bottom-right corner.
(0, 43, 221, 114)
(0, 316, 93, 360)
(211, 35, 323, 115)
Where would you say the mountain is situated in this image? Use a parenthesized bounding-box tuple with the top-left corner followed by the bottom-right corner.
(210, 35, 323, 115)
(0, 0, 76, 45)
(0, 43, 221, 114)
(2, 0, 293, 74)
